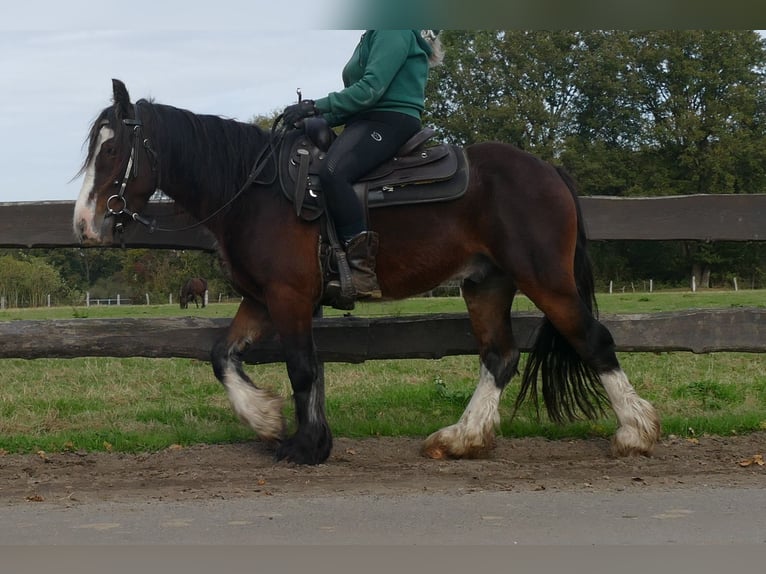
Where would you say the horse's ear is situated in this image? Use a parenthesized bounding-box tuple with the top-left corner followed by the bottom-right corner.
(112, 78, 132, 119)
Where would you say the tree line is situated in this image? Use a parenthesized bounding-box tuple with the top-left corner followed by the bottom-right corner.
(2, 31, 765, 307)
(424, 30, 766, 289)
(0, 248, 230, 308)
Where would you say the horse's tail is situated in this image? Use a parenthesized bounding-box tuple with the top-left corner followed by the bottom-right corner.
(515, 166, 606, 423)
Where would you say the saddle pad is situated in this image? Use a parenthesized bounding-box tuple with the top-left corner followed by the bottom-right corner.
(363, 146, 470, 208)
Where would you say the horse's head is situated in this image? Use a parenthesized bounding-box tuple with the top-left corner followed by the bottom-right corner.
(73, 79, 158, 245)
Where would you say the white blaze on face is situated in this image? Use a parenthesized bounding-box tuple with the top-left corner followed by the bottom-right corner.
(73, 124, 114, 242)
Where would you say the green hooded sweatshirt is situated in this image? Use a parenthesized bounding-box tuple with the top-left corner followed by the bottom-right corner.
(314, 30, 433, 127)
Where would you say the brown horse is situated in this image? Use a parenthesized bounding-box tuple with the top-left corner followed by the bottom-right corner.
(73, 79, 660, 465)
(180, 277, 208, 309)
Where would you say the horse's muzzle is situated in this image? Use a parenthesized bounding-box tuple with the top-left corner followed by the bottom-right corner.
(73, 213, 115, 246)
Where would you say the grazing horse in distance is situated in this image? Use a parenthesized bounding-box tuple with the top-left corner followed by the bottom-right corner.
(180, 277, 208, 309)
(72, 79, 661, 465)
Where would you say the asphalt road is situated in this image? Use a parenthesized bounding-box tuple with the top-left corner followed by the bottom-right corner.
(3, 487, 765, 545)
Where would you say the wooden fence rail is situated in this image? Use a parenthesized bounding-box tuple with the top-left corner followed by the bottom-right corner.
(0, 196, 764, 360)
(1, 309, 764, 363)
(1, 194, 766, 249)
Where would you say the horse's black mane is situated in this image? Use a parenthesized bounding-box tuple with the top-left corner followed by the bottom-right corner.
(81, 99, 274, 205)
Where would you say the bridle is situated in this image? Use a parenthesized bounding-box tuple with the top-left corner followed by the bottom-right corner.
(106, 100, 284, 239)
(108, 99, 160, 234)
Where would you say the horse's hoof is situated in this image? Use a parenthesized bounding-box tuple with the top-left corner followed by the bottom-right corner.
(422, 428, 495, 460)
(421, 443, 448, 460)
(611, 424, 660, 457)
(274, 427, 333, 465)
(611, 440, 653, 457)
(275, 443, 330, 465)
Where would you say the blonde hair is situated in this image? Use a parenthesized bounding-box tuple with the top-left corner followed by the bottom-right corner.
(420, 30, 444, 67)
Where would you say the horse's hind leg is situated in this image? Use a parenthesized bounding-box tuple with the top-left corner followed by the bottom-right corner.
(520, 282, 661, 456)
(600, 356, 661, 456)
(210, 298, 285, 443)
(423, 272, 519, 459)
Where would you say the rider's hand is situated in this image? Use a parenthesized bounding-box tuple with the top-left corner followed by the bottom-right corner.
(283, 100, 317, 126)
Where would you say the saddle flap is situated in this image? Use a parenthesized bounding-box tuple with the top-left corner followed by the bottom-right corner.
(278, 129, 325, 221)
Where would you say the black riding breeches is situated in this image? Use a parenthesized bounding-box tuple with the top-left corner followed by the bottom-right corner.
(319, 111, 421, 242)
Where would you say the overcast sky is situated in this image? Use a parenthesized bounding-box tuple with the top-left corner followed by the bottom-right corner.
(0, 1, 362, 202)
(4, 1, 763, 204)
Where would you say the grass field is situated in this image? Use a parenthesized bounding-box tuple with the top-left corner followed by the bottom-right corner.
(1, 288, 764, 321)
(0, 290, 764, 454)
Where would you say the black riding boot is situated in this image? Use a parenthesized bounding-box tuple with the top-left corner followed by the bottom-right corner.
(345, 231, 382, 299)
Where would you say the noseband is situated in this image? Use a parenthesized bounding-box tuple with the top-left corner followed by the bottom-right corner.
(108, 99, 159, 232)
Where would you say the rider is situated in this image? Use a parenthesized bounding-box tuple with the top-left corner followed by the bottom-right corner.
(283, 30, 443, 299)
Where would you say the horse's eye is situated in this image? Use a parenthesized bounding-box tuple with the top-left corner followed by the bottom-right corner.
(102, 143, 117, 158)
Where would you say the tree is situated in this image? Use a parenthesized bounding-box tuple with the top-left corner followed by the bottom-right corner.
(425, 30, 766, 288)
(0, 254, 63, 307)
(426, 30, 589, 160)
(249, 111, 283, 132)
(626, 30, 766, 196)
(626, 31, 766, 285)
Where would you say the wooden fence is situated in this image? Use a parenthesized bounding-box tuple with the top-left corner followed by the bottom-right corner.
(2, 194, 764, 249)
(1, 195, 765, 361)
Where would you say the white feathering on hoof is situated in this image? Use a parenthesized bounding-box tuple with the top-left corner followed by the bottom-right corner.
(223, 368, 284, 442)
(422, 364, 501, 459)
(600, 369, 661, 456)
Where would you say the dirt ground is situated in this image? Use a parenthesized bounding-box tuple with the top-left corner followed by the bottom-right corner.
(1, 433, 764, 506)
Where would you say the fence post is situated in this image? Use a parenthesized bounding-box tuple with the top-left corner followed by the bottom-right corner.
(649, 279, 653, 293)
(733, 277, 738, 291)
(609, 280, 613, 294)
(691, 276, 697, 292)
(146, 293, 150, 305)
(1, 296, 5, 310)
(204, 290, 209, 307)
(169, 293, 173, 305)
(86, 292, 90, 307)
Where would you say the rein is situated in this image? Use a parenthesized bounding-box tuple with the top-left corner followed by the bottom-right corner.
(110, 103, 285, 237)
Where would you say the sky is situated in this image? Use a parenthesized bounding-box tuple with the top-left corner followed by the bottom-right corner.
(0, 1, 363, 203)
(3, 2, 763, 203)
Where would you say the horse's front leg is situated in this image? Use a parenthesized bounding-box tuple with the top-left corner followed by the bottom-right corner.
(270, 296, 332, 465)
(211, 298, 285, 443)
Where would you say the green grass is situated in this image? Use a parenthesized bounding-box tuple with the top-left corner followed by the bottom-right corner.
(348, 289, 766, 316)
(2, 288, 762, 322)
(0, 290, 764, 453)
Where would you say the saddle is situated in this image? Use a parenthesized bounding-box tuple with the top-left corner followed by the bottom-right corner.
(276, 117, 470, 310)
(277, 117, 470, 222)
